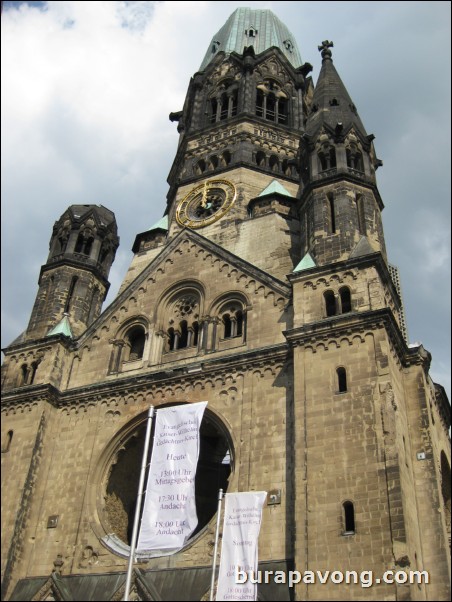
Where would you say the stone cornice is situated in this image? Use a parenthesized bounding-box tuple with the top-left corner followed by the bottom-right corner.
(284, 307, 430, 370)
(1, 343, 290, 411)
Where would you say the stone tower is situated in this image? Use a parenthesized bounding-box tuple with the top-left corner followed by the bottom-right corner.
(26, 204, 119, 341)
(1, 8, 450, 602)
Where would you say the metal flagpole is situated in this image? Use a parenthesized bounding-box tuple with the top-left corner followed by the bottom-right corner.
(209, 488, 224, 601)
(124, 405, 155, 601)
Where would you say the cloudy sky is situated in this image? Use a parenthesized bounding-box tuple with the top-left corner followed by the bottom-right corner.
(1, 1, 450, 396)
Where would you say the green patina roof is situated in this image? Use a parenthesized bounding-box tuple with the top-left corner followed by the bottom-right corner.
(147, 215, 168, 232)
(259, 179, 293, 198)
(294, 252, 316, 272)
(200, 8, 302, 71)
(47, 315, 73, 339)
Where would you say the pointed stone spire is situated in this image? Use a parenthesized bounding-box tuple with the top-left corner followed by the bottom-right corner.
(306, 40, 367, 139)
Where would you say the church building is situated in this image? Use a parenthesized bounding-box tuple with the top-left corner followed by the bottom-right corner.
(1, 8, 450, 601)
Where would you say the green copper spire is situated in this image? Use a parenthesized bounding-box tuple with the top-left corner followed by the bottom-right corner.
(47, 314, 73, 339)
(200, 8, 302, 71)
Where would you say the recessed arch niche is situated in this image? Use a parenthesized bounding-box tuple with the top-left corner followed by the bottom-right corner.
(101, 403, 233, 555)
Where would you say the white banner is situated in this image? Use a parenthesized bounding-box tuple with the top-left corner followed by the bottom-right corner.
(216, 491, 267, 601)
(137, 401, 207, 551)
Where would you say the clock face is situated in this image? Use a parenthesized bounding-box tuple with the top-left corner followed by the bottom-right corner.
(176, 179, 236, 229)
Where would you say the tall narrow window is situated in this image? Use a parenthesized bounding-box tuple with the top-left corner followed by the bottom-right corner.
(337, 367, 347, 393)
(329, 148, 337, 168)
(64, 276, 78, 313)
(356, 194, 366, 235)
(278, 97, 288, 124)
(190, 322, 199, 347)
(236, 310, 243, 337)
(179, 321, 189, 349)
(223, 314, 232, 338)
(75, 234, 84, 253)
(324, 290, 337, 317)
(256, 89, 264, 118)
(168, 328, 176, 351)
(266, 93, 276, 122)
(29, 362, 38, 385)
(127, 327, 145, 361)
(210, 98, 218, 124)
(343, 501, 355, 534)
(20, 364, 28, 386)
(327, 193, 336, 234)
(3, 431, 13, 453)
(220, 92, 228, 120)
(339, 287, 352, 313)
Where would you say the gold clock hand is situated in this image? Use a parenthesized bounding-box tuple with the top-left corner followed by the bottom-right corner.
(200, 181, 209, 208)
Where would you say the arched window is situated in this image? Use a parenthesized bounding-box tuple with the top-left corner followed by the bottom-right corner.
(84, 237, 94, 256)
(75, 233, 84, 253)
(327, 193, 336, 234)
(104, 406, 232, 549)
(221, 151, 232, 167)
(190, 322, 199, 347)
(356, 194, 366, 235)
(208, 155, 219, 171)
(75, 234, 93, 256)
(266, 93, 276, 122)
(210, 97, 218, 124)
(221, 306, 245, 340)
(278, 97, 288, 124)
(219, 92, 228, 120)
(337, 367, 347, 393)
(354, 152, 364, 172)
(339, 287, 352, 313)
(236, 310, 244, 337)
(329, 148, 337, 168)
(269, 155, 279, 172)
(179, 320, 189, 349)
(194, 159, 206, 176)
(318, 147, 336, 172)
(29, 362, 38, 385)
(127, 327, 145, 361)
(256, 151, 266, 167)
(256, 80, 289, 124)
(168, 327, 176, 352)
(343, 501, 355, 534)
(2, 431, 13, 453)
(324, 290, 337, 317)
(20, 364, 28, 386)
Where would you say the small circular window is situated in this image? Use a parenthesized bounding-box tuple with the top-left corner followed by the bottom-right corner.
(102, 405, 232, 552)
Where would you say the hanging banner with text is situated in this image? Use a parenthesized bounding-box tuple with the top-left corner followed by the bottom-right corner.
(216, 491, 267, 601)
(137, 401, 207, 552)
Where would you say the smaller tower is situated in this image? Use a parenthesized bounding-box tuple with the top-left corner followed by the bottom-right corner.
(25, 205, 119, 340)
(299, 40, 385, 266)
